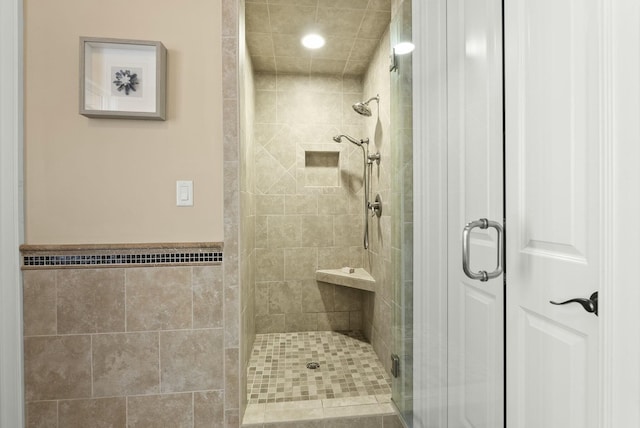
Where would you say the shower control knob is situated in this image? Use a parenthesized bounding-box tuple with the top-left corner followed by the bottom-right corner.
(368, 194, 382, 218)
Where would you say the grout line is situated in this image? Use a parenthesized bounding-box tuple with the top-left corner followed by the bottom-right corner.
(31, 389, 226, 403)
(22, 327, 223, 339)
(90, 335, 94, 398)
(54, 270, 59, 335)
(124, 270, 127, 332)
(190, 266, 194, 329)
(265, 1, 275, 74)
(158, 332, 162, 393)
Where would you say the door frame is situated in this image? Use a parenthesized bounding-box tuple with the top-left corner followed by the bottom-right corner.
(608, 1, 640, 424)
(412, 0, 449, 426)
(412, 0, 635, 426)
(0, 0, 25, 426)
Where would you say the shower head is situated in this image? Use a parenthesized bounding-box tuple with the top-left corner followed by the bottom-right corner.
(333, 134, 369, 146)
(352, 95, 380, 117)
(352, 103, 372, 116)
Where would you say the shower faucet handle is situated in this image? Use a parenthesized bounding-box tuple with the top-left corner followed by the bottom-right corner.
(368, 194, 382, 218)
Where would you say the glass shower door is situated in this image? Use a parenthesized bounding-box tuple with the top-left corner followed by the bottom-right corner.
(390, 0, 413, 424)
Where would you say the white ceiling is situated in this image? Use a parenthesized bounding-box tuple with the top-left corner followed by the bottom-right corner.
(245, 0, 391, 76)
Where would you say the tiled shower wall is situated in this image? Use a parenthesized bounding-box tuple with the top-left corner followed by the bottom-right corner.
(23, 264, 225, 426)
(252, 72, 370, 334)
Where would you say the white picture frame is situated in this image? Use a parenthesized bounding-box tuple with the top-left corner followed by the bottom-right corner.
(79, 37, 167, 120)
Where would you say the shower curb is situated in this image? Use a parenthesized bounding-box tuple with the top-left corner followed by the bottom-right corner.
(241, 394, 404, 427)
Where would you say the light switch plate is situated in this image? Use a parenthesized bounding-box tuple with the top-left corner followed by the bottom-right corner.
(176, 180, 193, 207)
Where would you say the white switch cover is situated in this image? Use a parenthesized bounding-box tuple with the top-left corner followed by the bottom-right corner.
(176, 180, 193, 207)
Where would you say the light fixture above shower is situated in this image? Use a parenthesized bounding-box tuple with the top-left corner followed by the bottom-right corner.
(390, 42, 415, 72)
(301, 33, 325, 50)
(352, 95, 380, 117)
(394, 42, 415, 55)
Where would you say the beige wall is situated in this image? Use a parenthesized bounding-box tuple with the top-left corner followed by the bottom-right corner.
(24, 0, 223, 244)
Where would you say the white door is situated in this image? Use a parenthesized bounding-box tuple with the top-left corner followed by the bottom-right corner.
(505, 0, 601, 427)
(447, 0, 504, 426)
(414, 1, 630, 427)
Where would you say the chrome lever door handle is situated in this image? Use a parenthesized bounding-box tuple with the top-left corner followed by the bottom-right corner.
(550, 292, 598, 316)
(462, 218, 504, 282)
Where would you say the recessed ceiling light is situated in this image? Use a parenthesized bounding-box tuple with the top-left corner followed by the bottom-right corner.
(394, 42, 415, 55)
(301, 34, 325, 50)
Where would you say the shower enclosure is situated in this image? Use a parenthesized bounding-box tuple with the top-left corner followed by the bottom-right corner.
(238, 0, 407, 424)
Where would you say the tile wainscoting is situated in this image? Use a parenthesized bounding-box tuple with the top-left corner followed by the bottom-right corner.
(21, 243, 232, 427)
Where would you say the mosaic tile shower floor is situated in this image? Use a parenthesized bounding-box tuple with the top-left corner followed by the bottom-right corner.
(247, 331, 391, 404)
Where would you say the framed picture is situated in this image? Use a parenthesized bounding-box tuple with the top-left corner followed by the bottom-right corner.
(79, 37, 167, 120)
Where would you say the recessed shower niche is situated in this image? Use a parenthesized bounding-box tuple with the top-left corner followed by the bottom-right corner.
(304, 149, 340, 187)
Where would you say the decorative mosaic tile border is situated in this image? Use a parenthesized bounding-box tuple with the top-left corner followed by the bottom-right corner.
(20, 243, 223, 269)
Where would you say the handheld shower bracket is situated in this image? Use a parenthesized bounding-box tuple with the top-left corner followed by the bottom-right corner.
(333, 134, 369, 146)
(331, 133, 378, 249)
(367, 152, 381, 165)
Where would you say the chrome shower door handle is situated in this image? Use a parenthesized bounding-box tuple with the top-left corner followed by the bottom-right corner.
(462, 218, 504, 282)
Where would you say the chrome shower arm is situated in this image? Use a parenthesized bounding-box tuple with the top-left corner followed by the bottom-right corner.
(333, 134, 369, 146)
